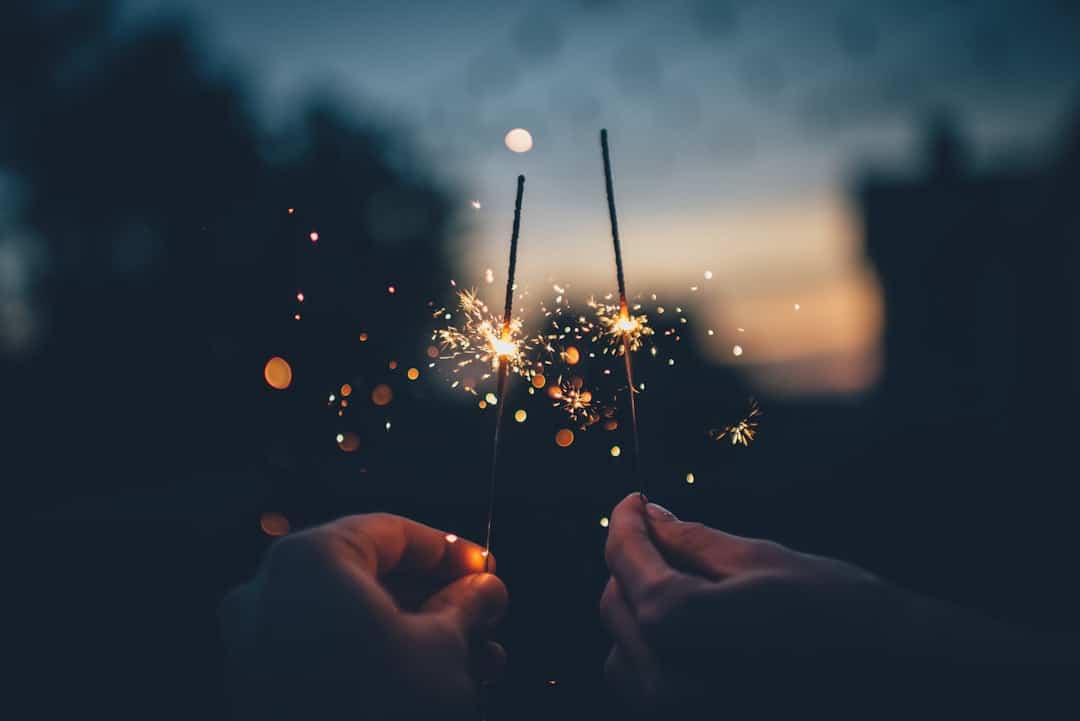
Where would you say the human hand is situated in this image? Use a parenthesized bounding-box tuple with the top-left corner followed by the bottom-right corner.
(220, 513, 507, 720)
(599, 493, 1044, 712)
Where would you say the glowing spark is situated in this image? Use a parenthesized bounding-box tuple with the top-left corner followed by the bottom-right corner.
(686, 472, 695, 484)
(485, 392, 498, 405)
(385, 420, 392, 431)
(514, 409, 527, 423)
(794, 303, 801, 311)
(553, 378, 599, 428)
(704, 270, 713, 280)
(600, 516, 610, 528)
(471, 200, 482, 209)
(610, 445, 621, 457)
(335, 433, 344, 443)
(407, 367, 420, 381)
(709, 399, 761, 447)
(732, 344, 743, 357)
(484, 268, 495, 284)
(287, 208, 295, 215)
(296, 291, 305, 302)
(445, 534, 458, 543)
(387, 284, 397, 295)
(309, 231, 319, 242)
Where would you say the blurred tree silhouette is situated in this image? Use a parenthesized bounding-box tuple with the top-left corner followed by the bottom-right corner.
(1, 1, 453, 510)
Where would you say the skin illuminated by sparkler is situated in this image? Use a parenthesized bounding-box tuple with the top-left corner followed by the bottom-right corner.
(709, 399, 762, 447)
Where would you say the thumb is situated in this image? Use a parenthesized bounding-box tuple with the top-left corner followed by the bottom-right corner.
(645, 502, 756, 579)
(421, 573, 508, 632)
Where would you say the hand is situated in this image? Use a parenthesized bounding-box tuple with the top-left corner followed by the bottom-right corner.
(220, 513, 508, 720)
(599, 493, 1051, 712)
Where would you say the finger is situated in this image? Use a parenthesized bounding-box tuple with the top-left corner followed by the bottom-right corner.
(598, 578, 660, 689)
(473, 641, 507, 684)
(421, 573, 509, 632)
(604, 645, 644, 703)
(644, 503, 762, 579)
(322, 513, 492, 581)
(605, 493, 677, 609)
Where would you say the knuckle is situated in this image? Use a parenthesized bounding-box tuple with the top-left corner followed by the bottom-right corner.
(635, 572, 683, 638)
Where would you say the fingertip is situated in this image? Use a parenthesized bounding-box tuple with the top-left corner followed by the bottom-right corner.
(469, 572, 509, 623)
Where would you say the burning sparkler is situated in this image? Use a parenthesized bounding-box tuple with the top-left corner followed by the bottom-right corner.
(600, 128, 646, 494)
(482, 174, 526, 570)
(709, 399, 762, 447)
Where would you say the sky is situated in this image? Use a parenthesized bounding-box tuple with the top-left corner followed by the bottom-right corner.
(119, 0, 1080, 394)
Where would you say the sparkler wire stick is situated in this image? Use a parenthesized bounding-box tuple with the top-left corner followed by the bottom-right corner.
(482, 174, 525, 570)
(600, 129, 643, 496)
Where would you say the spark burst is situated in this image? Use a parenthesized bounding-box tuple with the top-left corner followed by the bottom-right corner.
(433, 288, 536, 390)
(590, 297, 653, 355)
(709, 399, 762, 447)
(551, 376, 601, 429)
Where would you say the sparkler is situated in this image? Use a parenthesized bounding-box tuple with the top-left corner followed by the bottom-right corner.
(482, 174, 526, 570)
(709, 398, 761, 447)
(600, 129, 645, 494)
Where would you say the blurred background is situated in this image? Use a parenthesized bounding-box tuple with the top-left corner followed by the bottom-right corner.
(8, 1, 1079, 718)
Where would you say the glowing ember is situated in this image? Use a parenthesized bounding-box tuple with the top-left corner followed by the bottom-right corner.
(371, 384, 393, 406)
(309, 231, 319, 242)
(387, 284, 397, 295)
(610, 445, 621, 457)
(434, 289, 535, 389)
(514, 409, 527, 423)
(554, 428, 575, 447)
(599, 516, 609, 528)
(591, 299, 653, 355)
(685, 472, 695, 484)
(407, 367, 420, 381)
(296, 292, 305, 303)
(445, 534, 458, 543)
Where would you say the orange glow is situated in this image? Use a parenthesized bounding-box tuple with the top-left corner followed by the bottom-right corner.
(546, 384, 562, 399)
(260, 512, 290, 537)
(388, 360, 398, 370)
(555, 429, 575, 448)
(337, 432, 360, 452)
(562, 346, 581, 365)
(610, 445, 621, 457)
(340, 399, 348, 407)
(359, 332, 369, 342)
(407, 367, 420, 381)
(287, 207, 295, 215)
(478, 400, 487, 409)
(603, 419, 618, 431)
(340, 383, 352, 397)
(426, 345, 439, 359)
(468, 548, 488, 571)
(514, 409, 527, 423)
(263, 356, 292, 390)
(387, 284, 397, 295)
(293, 313, 301, 320)
(371, 384, 393, 406)
(531, 374, 546, 389)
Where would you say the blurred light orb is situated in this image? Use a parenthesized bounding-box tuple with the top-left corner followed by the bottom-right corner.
(388, 360, 398, 370)
(732, 344, 743, 357)
(562, 346, 581, 365)
(264, 356, 293, 390)
(471, 200, 482, 209)
(445, 534, 458, 543)
(686, 472, 695, 484)
(260, 512, 290, 537)
(704, 270, 713, 280)
(338, 432, 360, 452)
(600, 516, 610, 528)
(555, 428, 574, 447)
(309, 231, 319, 242)
(387, 284, 397, 295)
(485, 392, 498, 405)
(426, 345, 439, 359)
(484, 268, 495, 284)
(340, 383, 352, 397)
(335, 433, 345, 443)
(532, 374, 546, 389)
(610, 445, 621, 457)
(371, 384, 393, 406)
(794, 303, 801, 311)
(407, 367, 420, 381)
(504, 128, 534, 153)
(514, 409, 527, 423)
(296, 292, 305, 302)
(359, 332, 369, 342)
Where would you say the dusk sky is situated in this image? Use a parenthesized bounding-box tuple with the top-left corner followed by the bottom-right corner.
(120, 0, 1080, 393)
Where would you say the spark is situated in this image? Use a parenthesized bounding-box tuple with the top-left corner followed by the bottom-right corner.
(552, 377, 599, 428)
(296, 291, 305, 302)
(471, 200, 482, 209)
(600, 516, 610, 528)
(704, 270, 713, 280)
(709, 399, 761, 447)
(433, 288, 535, 389)
(309, 231, 319, 243)
(445, 534, 458, 543)
(732, 344, 743, 357)
(590, 298, 653, 356)
(686, 472, 695, 484)
(794, 303, 801, 311)
(610, 445, 621, 457)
